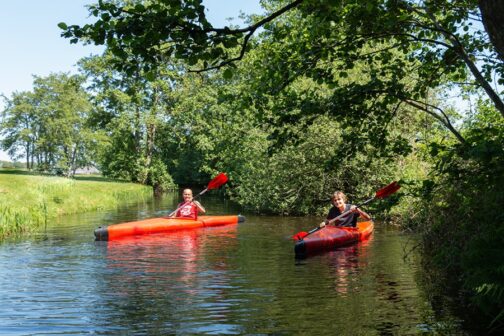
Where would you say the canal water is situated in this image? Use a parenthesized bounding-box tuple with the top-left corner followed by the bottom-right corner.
(0, 193, 471, 335)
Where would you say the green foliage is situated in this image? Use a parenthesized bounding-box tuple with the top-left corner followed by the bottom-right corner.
(144, 158, 177, 195)
(150, 64, 274, 188)
(232, 115, 400, 215)
(60, 0, 244, 75)
(96, 113, 141, 179)
(152, 46, 412, 214)
(78, 53, 177, 190)
(408, 101, 504, 331)
(61, 0, 504, 123)
(0, 73, 96, 176)
(0, 161, 26, 169)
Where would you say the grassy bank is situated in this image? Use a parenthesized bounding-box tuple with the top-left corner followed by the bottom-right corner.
(0, 169, 152, 239)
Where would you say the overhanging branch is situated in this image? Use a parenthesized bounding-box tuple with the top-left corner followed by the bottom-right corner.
(190, 0, 305, 72)
(404, 99, 466, 144)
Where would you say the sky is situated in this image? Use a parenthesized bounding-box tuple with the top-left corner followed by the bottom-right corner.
(0, 0, 264, 161)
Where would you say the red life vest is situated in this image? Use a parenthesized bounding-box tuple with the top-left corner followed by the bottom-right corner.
(175, 202, 198, 219)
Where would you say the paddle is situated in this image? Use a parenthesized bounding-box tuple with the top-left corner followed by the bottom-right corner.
(293, 181, 400, 241)
(168, 172, 229, 217)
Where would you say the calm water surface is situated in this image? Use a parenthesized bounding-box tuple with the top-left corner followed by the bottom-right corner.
(0, 193, 471, 335)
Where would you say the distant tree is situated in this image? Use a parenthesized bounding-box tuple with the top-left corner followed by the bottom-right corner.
(1, 73, 95, 176)
(78, 53, 176, 192)
(1, 91, 37, 169)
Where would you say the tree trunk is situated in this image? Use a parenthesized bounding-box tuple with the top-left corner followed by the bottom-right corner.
(146, 122, 155, 167)
(25, 141, 30, 170)
(479, 0, 504, 62)
(423, 7, 504, 118)
(145, 103, 158, 169)
(67, 144, 78, 178)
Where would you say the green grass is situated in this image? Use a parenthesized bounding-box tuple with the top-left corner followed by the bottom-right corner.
(0, 169, 152, 239)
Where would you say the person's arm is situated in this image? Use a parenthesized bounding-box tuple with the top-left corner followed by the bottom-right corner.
(194, 200, 206, 214)
(350, 205, 371, 220)
(168, 202, 183, 217)
(319, 208, 334, 228)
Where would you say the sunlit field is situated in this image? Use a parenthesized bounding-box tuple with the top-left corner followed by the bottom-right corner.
(0, 169, 152, 239)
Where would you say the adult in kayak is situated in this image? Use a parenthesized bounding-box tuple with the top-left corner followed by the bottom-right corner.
(172, 188, 206, 219)
(319, 191, 371, 228)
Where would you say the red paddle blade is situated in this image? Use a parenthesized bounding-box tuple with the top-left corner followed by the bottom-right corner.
(293, 231, 308, 241)
(375, 181, 400, 199)
(207, 172, 228, 190)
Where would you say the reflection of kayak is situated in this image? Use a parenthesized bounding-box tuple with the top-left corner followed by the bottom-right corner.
(294, 221, 374, 258)
(94, 215, 245, 241)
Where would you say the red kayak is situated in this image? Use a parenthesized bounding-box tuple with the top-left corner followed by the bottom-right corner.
(94, 215, 245, 241)
(294, 221, 374, 257)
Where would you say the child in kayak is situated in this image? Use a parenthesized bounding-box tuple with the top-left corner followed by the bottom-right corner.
(319, 191, 370, 228)
(170, 188, 206, 219)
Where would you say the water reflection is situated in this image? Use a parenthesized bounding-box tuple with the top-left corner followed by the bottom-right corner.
(0, 194, 473, 335)
(327, 236, 373, 296)
(103, 225, 237, 282)
(95, 225, 242, 334)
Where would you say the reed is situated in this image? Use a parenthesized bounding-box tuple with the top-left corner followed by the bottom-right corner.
(0, 170, 152, 239)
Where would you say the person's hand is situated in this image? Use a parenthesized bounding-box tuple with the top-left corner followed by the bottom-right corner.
(319, 222, 326, 228)
(350, 205, 358, 213)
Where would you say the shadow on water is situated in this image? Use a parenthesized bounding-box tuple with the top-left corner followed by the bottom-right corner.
(0, 194, 475, 335)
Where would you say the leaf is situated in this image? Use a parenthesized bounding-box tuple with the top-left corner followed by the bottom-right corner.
(58, 22, 68, 30)
(223, 68, 233, 79)
(145, 71, 156, 81)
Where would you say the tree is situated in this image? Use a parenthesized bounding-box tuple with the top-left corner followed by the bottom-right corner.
(1, 91, 37, 169)
(149, 39, 420, 214)
(35, 74, 95, 176)
(479, 0, 504, 61)
(60, 0, 302, 74)
(62, 0, 503, 121)
(78, 52, 176, 192)
(1, 73, 95, 176)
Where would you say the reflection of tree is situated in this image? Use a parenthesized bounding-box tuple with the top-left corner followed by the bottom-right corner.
(326, 236, 373, 296)
(368, 235, 435, 335)
(224, 223, 380, 334)
(94, 225, 238, 333)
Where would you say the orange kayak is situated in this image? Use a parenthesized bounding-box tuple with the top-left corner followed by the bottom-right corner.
(294, 220, 374, 258)
(94, 215, 245, 241)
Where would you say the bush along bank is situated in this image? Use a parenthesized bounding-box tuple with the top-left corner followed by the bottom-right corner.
(399, 107, 504, 334)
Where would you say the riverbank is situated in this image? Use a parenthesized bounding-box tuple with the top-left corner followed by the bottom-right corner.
(0, 169, 152, 239)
